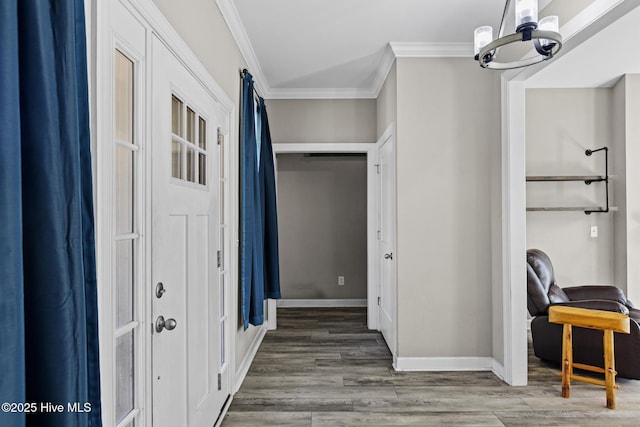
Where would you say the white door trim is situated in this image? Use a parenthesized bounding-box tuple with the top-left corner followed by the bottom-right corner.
(272, 142, 379, 329)
(500, 77, 528, 386)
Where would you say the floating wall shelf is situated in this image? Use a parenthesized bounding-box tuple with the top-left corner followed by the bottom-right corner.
(526, 147, 613, 215)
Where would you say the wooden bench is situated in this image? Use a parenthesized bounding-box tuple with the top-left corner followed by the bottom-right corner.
(548, 305, 630, 409)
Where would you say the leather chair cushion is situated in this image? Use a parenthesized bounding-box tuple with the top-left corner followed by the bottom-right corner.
(548, 283, 569, 305)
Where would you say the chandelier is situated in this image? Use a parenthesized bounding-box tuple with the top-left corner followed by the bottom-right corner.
(474, 0, 562, 69)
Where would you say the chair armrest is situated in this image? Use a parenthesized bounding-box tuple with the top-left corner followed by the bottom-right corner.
(552, 299, 629, 315)
(563, 285, 627, 305)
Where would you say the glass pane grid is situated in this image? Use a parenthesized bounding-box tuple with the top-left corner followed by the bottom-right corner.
(170, 95, 207, 186)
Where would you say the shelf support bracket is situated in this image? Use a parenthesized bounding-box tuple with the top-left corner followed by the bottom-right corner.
(584, 147, 609, 215)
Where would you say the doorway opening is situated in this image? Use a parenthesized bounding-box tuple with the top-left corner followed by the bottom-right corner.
(276, 152, 368, 307)
(272, 143, 381, 331)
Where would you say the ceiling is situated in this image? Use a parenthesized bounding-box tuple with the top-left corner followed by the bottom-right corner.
(218, 0, 640, 98)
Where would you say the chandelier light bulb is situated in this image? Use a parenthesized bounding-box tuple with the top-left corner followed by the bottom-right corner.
(474, 26, 493, 56)
(538, 15, 559, 47)
(515, 0, 538, 29)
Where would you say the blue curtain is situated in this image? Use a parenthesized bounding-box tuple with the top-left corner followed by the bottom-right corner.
(258, 99, 281, 300)
(240, 72, 281, 329)
(0, 1, 102, 426)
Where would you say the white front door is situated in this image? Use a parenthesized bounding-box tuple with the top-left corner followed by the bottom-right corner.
(378, 132, 397, 357)
(151, 35, 228, 427)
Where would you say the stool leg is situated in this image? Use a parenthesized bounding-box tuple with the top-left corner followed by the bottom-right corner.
(562, 324, 572, 398)
(603, 329, 616, 409)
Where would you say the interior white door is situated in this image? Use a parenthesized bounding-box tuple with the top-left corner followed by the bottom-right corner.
(378, 133, 396, 356)
(151, 36, 227, 427)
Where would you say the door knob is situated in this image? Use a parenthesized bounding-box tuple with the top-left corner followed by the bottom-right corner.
(384, 253, 393, 260)
(155, 315, 177, 333)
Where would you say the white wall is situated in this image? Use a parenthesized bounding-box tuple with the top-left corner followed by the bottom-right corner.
(394, 58, 501, 358)
(526, 88, 614, 287)
(277, 154, 368, 300)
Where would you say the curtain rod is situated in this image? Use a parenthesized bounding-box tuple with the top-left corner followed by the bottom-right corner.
(241, 68, 263, 99)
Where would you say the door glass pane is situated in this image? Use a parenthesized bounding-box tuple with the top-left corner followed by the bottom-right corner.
(219, 275, 225, 316)
(220, 320, 225, 366)
(115, 51, 133, 142)
(187, 148, 196, 182)
(115, 240, 134, 328)
(171, 95, 183, 136)
(219, 181, 225, 222)
(198, 118, 206, 149)
(172, 140, 183, 179)
(198, 153, 206, 185)
(116, 332, 135, 423)
(115, 146, 134, 234)
(219, 133, 224, 178)
(186, 107, 196, 143)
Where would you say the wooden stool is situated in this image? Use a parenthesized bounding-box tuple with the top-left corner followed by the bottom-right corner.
(548, 306, 630, 409)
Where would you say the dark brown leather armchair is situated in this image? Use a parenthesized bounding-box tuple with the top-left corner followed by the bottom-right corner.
(527, 249, 640, 379)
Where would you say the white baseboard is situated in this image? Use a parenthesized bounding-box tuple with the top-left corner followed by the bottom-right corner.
(491, 359, 505, 381)
(276, 299, 368, 308)
(394, 356, 497, 372)
(234, 325, 267, 393)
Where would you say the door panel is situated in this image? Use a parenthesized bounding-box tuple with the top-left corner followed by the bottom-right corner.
(378, 134, 396, 357)
(151, 35, 226, 427)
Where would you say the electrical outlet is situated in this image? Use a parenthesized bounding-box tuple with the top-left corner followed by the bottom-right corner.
(338, 276, 345, 286)
(591, 225, 598, 238)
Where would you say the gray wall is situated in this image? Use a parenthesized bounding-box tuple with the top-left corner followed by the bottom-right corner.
(267, 99, 377, 143)
(526, 89, 614, 287)
(394, 58, 501, 358)
(277, 154, 368, 300)
(152, 0, 260, 368)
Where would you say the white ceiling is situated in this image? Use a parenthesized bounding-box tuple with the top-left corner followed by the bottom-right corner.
(219, 0, 640, 98)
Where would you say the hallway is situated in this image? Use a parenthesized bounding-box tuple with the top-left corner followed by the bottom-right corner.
(222, 308, 640, 426)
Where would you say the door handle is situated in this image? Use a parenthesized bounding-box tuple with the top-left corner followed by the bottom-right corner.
(155, 315, 177, 333)
(155, 282, 166, 298)
(384, 253, 393, 260)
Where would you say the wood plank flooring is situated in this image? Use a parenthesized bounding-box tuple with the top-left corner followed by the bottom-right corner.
(222, 308, 640, 426)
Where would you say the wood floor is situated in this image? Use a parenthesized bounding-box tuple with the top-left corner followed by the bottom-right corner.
(222, 308, 640, 426)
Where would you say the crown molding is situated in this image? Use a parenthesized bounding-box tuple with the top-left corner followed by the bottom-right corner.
(390, 42, 474, 57)
(215, 0, 270, 96)
(267, 87, 377, 100)
(215, 0, 474, 99)
(369, 44, 397, 99)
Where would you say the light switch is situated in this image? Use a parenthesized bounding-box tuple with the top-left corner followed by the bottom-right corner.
(590, 226, 598, 238)
(338, 276, 345, 286)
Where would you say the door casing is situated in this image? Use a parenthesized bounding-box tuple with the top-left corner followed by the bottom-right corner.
(272, 137, 391, 332)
